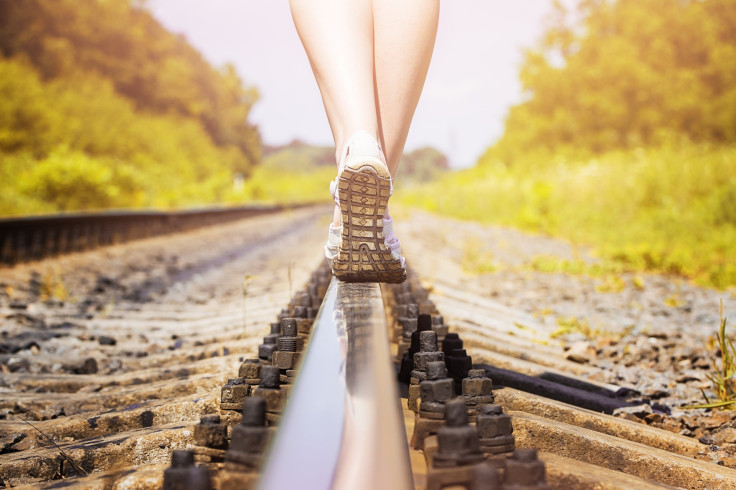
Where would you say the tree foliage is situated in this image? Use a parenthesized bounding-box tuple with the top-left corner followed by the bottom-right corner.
(399, 147, 449, 183)
(401, 0, 736, 288)
(0, 57, 241, 214)
(492, 0, 736, 159)
(0, 0, 264, 215)
(0, 0, 260, 172)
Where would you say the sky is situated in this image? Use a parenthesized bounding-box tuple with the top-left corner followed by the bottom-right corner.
(147, 1, 555, 168)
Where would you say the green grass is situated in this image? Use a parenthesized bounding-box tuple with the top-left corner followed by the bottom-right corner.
(219, 138, 336, 206)
(550, 316, 597, 339)
(460, 236, 498, 274)
(686, 303, 736, 410)
(396, 142, 736, 289)
(224, 164, 334, 205)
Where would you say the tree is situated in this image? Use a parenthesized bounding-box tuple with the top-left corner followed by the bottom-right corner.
(492, 0, 736, 160)
(0, 0, 261, 174)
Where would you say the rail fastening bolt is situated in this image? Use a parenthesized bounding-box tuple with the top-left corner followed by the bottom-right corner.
(476, 404, 515, 457)
(463, 369, 494, 408)
(413, 331, 445, 379)
(394, 304, 408, 318)
(442, 333, 463, 356)
(399, 317, 418, 340)
(164, 450, 211, 490)
(194, 414, 228, 450)
(281, 318, 298, 337)
(238, 359, 261, 380)
(407, 303, 420, 318)
(433, 398, 485, 468)
(220, 378, 250, 411)
(470, 463, 502, 490)
(260, 365, 280, 389)
(225, 397, 271, 471)
(420, 329, 439, 352)
(420, 361, 454, 417)
(503, 448, 550, 489)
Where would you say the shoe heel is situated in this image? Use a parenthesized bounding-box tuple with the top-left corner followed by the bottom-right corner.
(333, 166, 406, 284)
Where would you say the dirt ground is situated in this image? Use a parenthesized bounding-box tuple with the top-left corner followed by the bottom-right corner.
(396, 208, 736, 467)
(2, 204, 736, 473)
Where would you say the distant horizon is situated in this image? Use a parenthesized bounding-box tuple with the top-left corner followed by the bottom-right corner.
(147, 1, 557, 169)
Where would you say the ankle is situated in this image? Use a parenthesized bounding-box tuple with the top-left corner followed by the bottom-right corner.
(332, 204, 341, 227)
(336, 130, 385, 168)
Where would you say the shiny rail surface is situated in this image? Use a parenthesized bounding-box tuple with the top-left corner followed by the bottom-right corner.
(260, 279, 412, 490)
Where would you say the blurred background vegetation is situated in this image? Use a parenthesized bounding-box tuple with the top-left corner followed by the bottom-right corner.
(0, 0, 260, 213)
(0, 0, 734, 287)
(0, 0, 446, 213)
(398, 0, 736, 288)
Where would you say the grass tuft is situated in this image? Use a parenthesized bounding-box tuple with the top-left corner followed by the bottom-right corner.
(686, 301, 736, 410)
(461, 236, 498, 274)
(40, 267, 67, 302)
(551, 316, 598, 339)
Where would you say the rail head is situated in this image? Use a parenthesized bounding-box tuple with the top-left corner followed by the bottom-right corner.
(259, 279, 413, 490)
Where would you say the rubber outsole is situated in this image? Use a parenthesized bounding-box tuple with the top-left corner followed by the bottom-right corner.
(332, 162, 407, 284)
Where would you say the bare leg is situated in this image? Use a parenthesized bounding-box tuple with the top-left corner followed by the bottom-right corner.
(373, 0, 439, 177)
(289, 0, 378, 163)
(290, 0, 379, 226)
(290, 0, 438, 223)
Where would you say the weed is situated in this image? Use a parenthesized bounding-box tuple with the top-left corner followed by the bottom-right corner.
(527, 255, 587, 275)
(534, 307, 554, 318)
(551, 316, 598, 339)
(461, 236, 497, 274)
(525, 254, 624, 279)
(595, 274, 626, 293)
(16, 416, 87, 476)
(664, 293, 683, 308)
(513, 322, 534, 333)
(40, 267, 67, 302)
(686, 302, 736, 410)
(242, 274, 256, 331)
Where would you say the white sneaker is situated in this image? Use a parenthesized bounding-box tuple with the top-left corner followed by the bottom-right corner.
(324, 130, 406, 283)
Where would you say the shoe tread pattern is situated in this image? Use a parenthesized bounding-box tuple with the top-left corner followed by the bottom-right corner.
(332, 161, 406, 284)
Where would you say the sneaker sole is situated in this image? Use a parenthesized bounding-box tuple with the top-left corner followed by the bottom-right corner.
(332, 161, 407, 284)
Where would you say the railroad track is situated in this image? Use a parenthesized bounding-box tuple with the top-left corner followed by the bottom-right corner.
(0, 203, 315, 266)
(1, 205, 735, 489)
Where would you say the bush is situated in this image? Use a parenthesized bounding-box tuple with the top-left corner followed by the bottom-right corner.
(0, 56, 241, 213)
(397, 143, 736, 288)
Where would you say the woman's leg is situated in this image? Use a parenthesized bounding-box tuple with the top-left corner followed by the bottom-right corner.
(290, 0, 380, 227)
(289, 0, 378, 165)
(290, 0, 438, 283)
(372, 0, 440, 177)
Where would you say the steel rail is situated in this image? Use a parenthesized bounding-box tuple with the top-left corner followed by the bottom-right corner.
(260, 279, 413, 490)
(0, 202, 318, 264)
